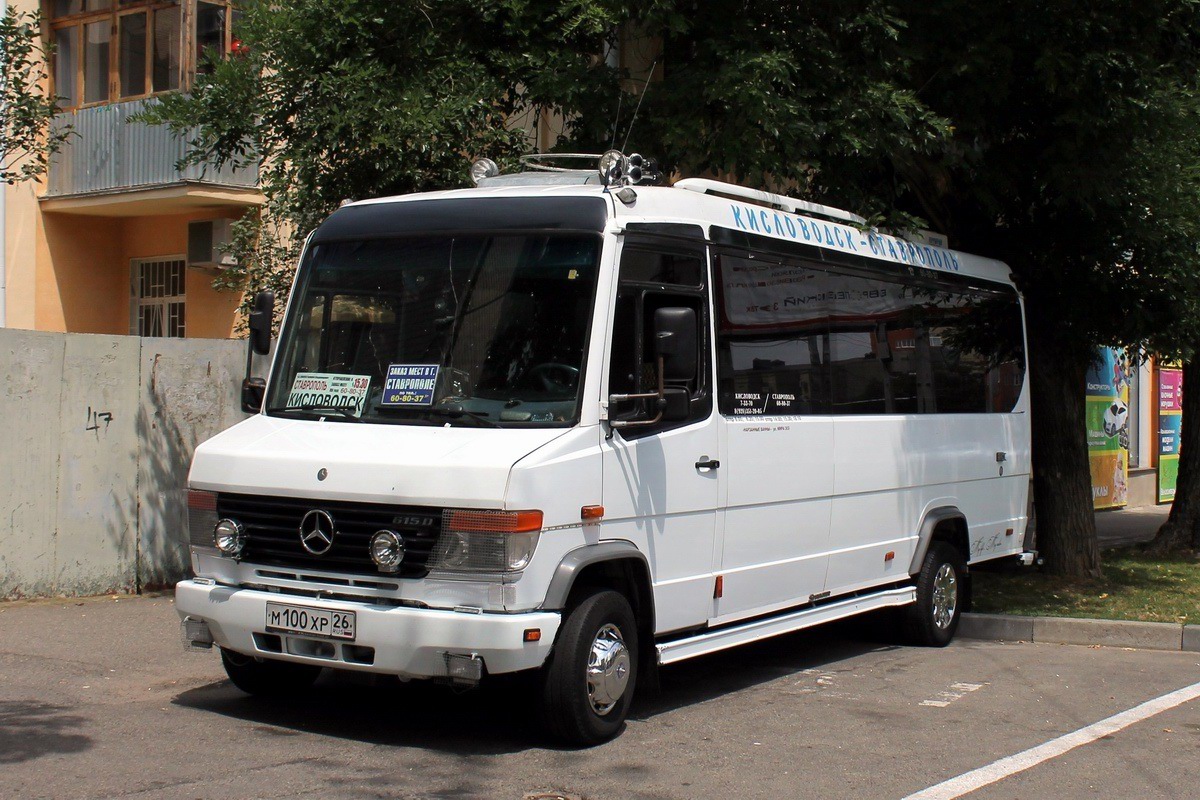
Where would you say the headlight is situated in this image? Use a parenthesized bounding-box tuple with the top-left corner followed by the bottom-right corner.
(213, 518, 246, 557)
(370, 530, 405, 573)
(428, 510, 543, 573)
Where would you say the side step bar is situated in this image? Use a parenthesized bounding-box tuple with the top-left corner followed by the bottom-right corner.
(656, 587, 916, 666)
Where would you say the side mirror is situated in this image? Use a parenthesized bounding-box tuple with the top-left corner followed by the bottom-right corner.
(248, 290, 275, 356)
(241, 377, 266, 414)
(660, 386, 690, 422)
(653, 307, 697, 382)
(608, 307, 698, 430)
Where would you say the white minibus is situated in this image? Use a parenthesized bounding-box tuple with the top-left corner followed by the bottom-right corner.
(178, 154, 1032, 744)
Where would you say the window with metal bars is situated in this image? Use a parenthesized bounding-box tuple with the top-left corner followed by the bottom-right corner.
(132, 257, 186, 337)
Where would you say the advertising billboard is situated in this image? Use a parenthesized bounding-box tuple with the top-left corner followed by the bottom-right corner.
(1086, 348, 1131, 509)
(1158, 367, 1183, 504)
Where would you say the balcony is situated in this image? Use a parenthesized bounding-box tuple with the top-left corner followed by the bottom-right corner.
(43, 99, 261, 214)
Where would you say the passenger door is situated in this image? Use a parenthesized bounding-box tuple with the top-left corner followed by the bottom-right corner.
(710, 250, 834, 624)
(601, 233, 720, 635)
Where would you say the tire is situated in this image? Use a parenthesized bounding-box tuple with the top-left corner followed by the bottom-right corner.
(904, 542, 967, 647)
(540, 589, 638, 746)
(220, 648, 322, 696)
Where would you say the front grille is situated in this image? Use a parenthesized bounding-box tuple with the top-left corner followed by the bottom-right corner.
(217, 493, 443, 578)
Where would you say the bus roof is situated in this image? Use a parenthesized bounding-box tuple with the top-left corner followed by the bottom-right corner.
(340, 181, 1015, 288)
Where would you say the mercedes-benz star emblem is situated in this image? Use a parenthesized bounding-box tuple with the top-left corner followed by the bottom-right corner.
(299, 509, 337, 555)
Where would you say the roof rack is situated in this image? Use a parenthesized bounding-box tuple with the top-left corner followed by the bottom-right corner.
(673, 178, 866, 226)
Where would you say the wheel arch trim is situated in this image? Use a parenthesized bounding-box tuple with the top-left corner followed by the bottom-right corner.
(909, 506, 968, 576)
(540, 541, 652, 613)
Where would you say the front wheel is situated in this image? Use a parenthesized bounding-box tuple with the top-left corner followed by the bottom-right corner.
(540, 589, 638, 745)
(905, 542, 967, 647)
(220, 648, 322, 696)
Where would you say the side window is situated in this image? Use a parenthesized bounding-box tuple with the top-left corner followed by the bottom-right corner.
(607, 246, 711, 434)
(714, 251, 1026, 415)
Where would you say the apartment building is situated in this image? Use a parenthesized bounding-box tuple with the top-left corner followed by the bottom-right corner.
(3, 0, 262, 339)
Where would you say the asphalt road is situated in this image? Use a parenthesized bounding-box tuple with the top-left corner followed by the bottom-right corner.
(1, 594, 1197, 800)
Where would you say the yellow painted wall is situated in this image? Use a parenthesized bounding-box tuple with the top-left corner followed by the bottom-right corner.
(39, 213, 124, 333)
(4, 182, 40, 329)
(2, 0, 49, 329)
(19, 207, 246, 338)
(121, 210, 245, 339)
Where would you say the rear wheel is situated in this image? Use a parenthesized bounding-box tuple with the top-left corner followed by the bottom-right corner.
(905, 542, 967, 647)
(540, 589, 638, 745)
(220, 648, 322, 696)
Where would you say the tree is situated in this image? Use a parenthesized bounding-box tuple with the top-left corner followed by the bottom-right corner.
(568, 3, 1200, 576)
(138, 0, 942, 322)
(0, 8, 70, 183)
(803, 2, 1200, 576)
(137, 0, 627, 321)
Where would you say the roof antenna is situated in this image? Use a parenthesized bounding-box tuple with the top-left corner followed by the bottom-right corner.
(620, 58, 657, 154)
(608, 90, 625, 151)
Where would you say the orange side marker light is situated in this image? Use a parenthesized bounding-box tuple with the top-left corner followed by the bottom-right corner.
(581, 505, 604, 521)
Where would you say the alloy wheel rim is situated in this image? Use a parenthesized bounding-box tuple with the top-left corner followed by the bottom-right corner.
(586, 623, 631, 715)
(932, 562, 958, 629)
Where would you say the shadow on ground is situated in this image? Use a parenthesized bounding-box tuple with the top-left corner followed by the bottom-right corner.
(0, 700, 92, 764)
(171, 615, 901, 756)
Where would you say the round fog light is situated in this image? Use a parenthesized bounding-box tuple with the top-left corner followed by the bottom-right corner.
(213, 518, 245, 557)
(370, 530, 405, 573)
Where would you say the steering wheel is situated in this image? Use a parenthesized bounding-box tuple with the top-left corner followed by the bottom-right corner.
(524, 362, 580, 393)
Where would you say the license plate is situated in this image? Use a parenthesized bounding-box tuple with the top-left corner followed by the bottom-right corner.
(265, 602, 356, 641)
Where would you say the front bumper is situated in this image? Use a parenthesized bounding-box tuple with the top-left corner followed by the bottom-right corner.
(176, 580, 560, 678)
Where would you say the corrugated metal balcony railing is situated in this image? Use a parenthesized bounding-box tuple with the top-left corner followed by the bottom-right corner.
(46, 99, 259, 198)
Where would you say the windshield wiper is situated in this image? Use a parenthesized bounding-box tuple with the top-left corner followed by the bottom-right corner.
(424, 405, 502, 428)
(266, 404, 363, 422)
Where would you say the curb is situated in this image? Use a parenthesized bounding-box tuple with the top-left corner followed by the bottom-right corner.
(960, 613, 1200, 652)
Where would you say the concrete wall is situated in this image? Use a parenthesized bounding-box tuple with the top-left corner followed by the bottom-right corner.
(0, 328, 254, 598)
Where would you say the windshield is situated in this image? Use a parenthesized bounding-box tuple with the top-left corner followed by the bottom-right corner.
(266, 233, 602, 426)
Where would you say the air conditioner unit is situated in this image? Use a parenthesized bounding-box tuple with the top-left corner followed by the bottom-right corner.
(187, 218, 238, 271)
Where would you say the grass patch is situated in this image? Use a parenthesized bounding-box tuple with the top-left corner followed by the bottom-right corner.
(971, 549, 1200, 625)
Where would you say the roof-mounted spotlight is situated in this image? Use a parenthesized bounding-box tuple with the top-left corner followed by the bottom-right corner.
(598, 150, 661, 188)
(469, 157, 500, 185)
(626, 153, 661, 186)
(598, 150, 626, 187)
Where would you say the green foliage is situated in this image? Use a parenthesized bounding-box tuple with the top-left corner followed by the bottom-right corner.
(140, 0, 629, 230)
(138, 0, 1200, 360)
(212, 205, 298, 335)
(818, 0, 1200, 362)
(138, 0, 948, 313)
(136, 0, 625, 306)
(576, 1, 949, 193)
(0, 8, 70, 184)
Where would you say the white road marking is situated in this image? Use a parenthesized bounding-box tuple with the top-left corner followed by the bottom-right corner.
(921, 682, 986, 707)
(901, 680, 1200, 800)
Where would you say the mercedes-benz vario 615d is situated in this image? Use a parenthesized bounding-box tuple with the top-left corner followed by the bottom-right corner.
(178, 154, 1032, 744)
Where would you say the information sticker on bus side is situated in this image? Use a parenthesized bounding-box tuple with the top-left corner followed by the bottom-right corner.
(381, 364, 439, 407)
(286, 373, 371, 416)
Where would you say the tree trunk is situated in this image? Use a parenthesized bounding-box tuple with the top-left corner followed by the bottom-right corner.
(1025, 301, 1103, 577)
(1149, 359, 1200, 552)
